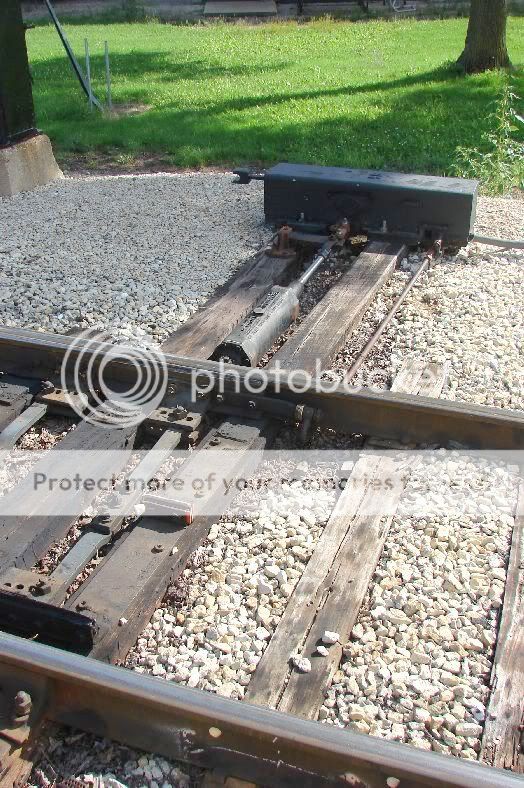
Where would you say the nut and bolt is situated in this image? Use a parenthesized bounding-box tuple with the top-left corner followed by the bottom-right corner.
(172, 405, 188, 420)
(76, 601, 91, 612)
(12, 691, 32, 726)
(187, 431, 200, 447)
(31, 578, 51, 596)
(152, 544, 164, 553)
(41, 380, 55, 395)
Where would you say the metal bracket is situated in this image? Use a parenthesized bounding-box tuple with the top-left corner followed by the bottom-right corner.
(269, 225, 295, 258)
(36, 385, 89, 416)
(213, 392, 316, 438)
(144, 404, 202, 436)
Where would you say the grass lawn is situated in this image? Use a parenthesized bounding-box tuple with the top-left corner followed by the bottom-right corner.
(27, 17, 524, 187)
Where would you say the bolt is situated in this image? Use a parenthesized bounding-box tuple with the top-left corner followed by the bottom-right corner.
(215, 394, 224, 403)
(294, 404, 305, 423)
(76, 601, 90, 612)
(31, 578, 51, 596)
(12, 691, 31, 726)
(248, 400, 256, 409)
(187, 431, 199, 447)
(209, 437, 220, 446)
(172, 405, 187, 420)
(152, 544, 164, 553)
(41, 380, 55, 395)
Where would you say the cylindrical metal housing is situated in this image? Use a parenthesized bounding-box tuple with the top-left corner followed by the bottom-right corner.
(212, 285, 300, 367)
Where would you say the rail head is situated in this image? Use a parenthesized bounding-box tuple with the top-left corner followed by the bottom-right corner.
(0, 327, 523, 450)
(0, 632, 521, 788)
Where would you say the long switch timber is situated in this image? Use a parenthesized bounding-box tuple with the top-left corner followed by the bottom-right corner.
(65, 418, 269, 662)
(269, 241, 404, 373)
(246, 360, 447, 715)
(160, 244, 300, 358)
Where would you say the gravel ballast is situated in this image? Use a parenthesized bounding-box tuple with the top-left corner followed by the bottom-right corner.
(331, 197, 524, 410)
(0, 173, 269, 344)
(1, 175, 521, 786)
(320, 454, 520, 758)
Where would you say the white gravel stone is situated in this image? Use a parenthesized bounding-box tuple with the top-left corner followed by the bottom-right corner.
(126, 472, 335, 699)
(0, 173, 269, 344)
(322, 630, 340, 645)
(292, 655, 312, 673)
(321, 454, 520, 759)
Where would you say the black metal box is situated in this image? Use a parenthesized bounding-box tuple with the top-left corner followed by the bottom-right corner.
(264, 163, 478, 247)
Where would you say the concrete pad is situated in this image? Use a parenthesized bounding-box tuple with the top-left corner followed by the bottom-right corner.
(0, 134, 63, 197)
(204, 0, 277, 15)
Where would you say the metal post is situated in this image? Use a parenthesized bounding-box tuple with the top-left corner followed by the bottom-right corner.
(84, 38, 93, 111)
(104, 41, 112, 112)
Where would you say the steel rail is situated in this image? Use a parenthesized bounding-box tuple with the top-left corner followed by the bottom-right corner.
(0, 632, 521, 788)
(0, 327, 523, 449)
(344, 246, 436, 383)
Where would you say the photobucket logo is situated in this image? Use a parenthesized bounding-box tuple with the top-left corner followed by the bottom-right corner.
(190, 358, 431, 400)
(60, 330, 168, 429)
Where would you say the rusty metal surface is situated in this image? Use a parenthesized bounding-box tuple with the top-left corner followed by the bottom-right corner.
(0, 327, 523, 449)
(0, 632, 521, 788)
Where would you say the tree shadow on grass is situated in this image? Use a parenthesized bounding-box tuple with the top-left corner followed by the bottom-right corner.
(32, 48, 522, 176)
(31, 49, 290, 86)
(120, 76, 503, 173)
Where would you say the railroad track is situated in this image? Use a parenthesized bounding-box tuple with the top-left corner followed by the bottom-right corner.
(0, 173, 522, 787)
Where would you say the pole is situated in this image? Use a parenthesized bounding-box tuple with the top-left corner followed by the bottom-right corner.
(84, 38, 93, 111)
(45, 0, 103, 111)
(104, 41, 112, 112)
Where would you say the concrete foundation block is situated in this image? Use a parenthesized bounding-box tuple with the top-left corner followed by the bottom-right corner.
(0, 133, 63, 197)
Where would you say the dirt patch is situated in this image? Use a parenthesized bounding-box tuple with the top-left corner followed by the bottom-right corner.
(58, 150, 240, 176)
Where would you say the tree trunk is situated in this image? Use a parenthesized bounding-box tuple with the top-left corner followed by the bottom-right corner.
(457, 0, 511, 74)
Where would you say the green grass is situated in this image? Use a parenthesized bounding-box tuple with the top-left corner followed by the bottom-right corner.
(27, 17, 524, 187)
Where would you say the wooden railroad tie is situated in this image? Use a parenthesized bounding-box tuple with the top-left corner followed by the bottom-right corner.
(246, 359, 448, 717)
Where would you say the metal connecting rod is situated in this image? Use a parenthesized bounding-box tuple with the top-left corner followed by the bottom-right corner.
(212, 240, 336, 366)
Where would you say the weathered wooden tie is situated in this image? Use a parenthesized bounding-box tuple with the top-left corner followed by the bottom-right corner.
(161, 246, 299, 358)
(269, 241, 404, 373)
(480, 479, 524, 773)
(246, 360, 447, 717)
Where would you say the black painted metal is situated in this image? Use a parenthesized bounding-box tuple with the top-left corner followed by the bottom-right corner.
(263, 163, 478, 247)
(0, 0, 37, 146)
(0, 591, 96, 653)
(44, 0, 103, 111)
(212, 241, 334, 366)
